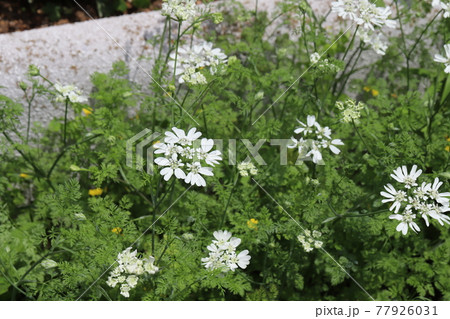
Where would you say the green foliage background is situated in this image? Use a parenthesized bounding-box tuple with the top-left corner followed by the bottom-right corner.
(0, 0, 450, 301)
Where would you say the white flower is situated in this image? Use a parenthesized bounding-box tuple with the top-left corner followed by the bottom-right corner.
(164, 127, 202, 145)
(390, 165, 422, 189)
(202, 230, 250, 272)
(154, 127, 221, 187)
(120, 284, 131, 298)
(54, 83, 88, 103)
(389, 209, 420, 235)
(432, 1, 450, 18)
(228, 250, 251, 271)
(237, 161, 258, 177)
(380, 183, 407, 213)
(161, 0, 197, 21)
(434, 44, 450, 73)
(197, 138, 222, 166)
(358, 29, 388, 55)
(143, 256, 159, 275)
(126, 275, 139, 288)
(294, 115, 318, 135)
(212, 230, 233, 247)
(331, 0, 396, 30)
(107, 248, 158, 298)
(154, 156, 186, 181)
(310, 52, 321, 64)
(185, 162, 214, 187)
(426, 177, 450, 205)
(382, 166, 450, 235)
(297, 229, 324, 252)
(305, 142, 323, 164)
(321, 139, 344, 154)
(169, 41, 227, 85)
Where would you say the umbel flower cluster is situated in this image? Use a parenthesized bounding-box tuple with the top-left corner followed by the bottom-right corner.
(381, 165, 450, 235)
(331, 0, 397, 55)
(201, 230, 251, 272)
(169, 41, 228, 85)
(288, 115, 344, 165)
(106, 247, 159, 298)
(309, 52, 341, 74)
(434, 44, 450, 73)
(54, 83, 88, 103)
(237, 161, 258, 177)
(154, 127, 222, 187)
(335, 98, 365, 123)
(161, 0, 197, 21)
(297, 230, 323, 252)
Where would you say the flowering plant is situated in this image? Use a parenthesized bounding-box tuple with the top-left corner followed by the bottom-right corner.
(1, 0, 450, 302)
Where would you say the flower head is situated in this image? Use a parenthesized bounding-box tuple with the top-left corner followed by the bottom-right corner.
(289, 115, 344, 165)
(106, 247, 158, 298)
(154, 127, 221, 187)
(202, 230, 251, 272)
(54, 83, 88, 103)
(381, 166, 450, 235)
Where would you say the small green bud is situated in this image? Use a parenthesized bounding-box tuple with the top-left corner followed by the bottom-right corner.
(19, 81, 28, 91)
(228, 56, 239, 66)
(74, 213, 87, 221)
(212, 12, 223, 24)
(41, 259, 58, 269)
(28, 65, 40, 77)
(70, 164, 81, 171)
(255, 91, 264, 100)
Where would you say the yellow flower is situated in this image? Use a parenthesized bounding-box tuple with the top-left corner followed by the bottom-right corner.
(371, 89, 379, 97)
(88, 188, 103, 196)
(82, 107, 93, 116)
(446, 146, 450, 152)
(112, 227, 123, 234)
(247, 218, 259, 230)
(447, 136, 450, 142)
(19, 173, 30, 178)
(363, 86, 371, 92)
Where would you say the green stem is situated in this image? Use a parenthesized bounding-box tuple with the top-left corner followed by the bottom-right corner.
(173, 21, 182, 84)
(63, 98, 69, 146)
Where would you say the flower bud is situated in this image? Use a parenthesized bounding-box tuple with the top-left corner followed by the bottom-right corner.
(28, 65, 40, 77)
(41, 259, 58, 269)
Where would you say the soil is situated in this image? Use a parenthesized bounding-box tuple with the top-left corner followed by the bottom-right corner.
(0, 0, 164, 34)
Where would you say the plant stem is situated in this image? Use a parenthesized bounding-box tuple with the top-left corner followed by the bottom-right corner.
(63, 98, 69, 146)
(173, 21, 182, 84)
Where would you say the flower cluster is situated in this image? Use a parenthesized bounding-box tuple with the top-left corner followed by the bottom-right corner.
(357, 29, 388, 56)
(288, 115, 344, 164)
(237, 161, 258, 177)
(434, 44, 450, 73)
(335, 98, 365, 123)
(169, 42, 227, 85)
(331, 0, 396, 55)
(154, 127, 222, 187)
(297, 230, 323, 252)
(432, 0, 450, 18)
(54, 83, 88, 103)
(106, 247, 159, 298)
(381, 165, 450, 235)
(161, 0, 197, 21)
(309, 53, 341, 74)
(331, 0, 396, 30)
(201, 230, 251, 272)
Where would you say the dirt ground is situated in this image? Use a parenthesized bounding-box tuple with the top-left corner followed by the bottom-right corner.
(0, 0, 163, 34)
